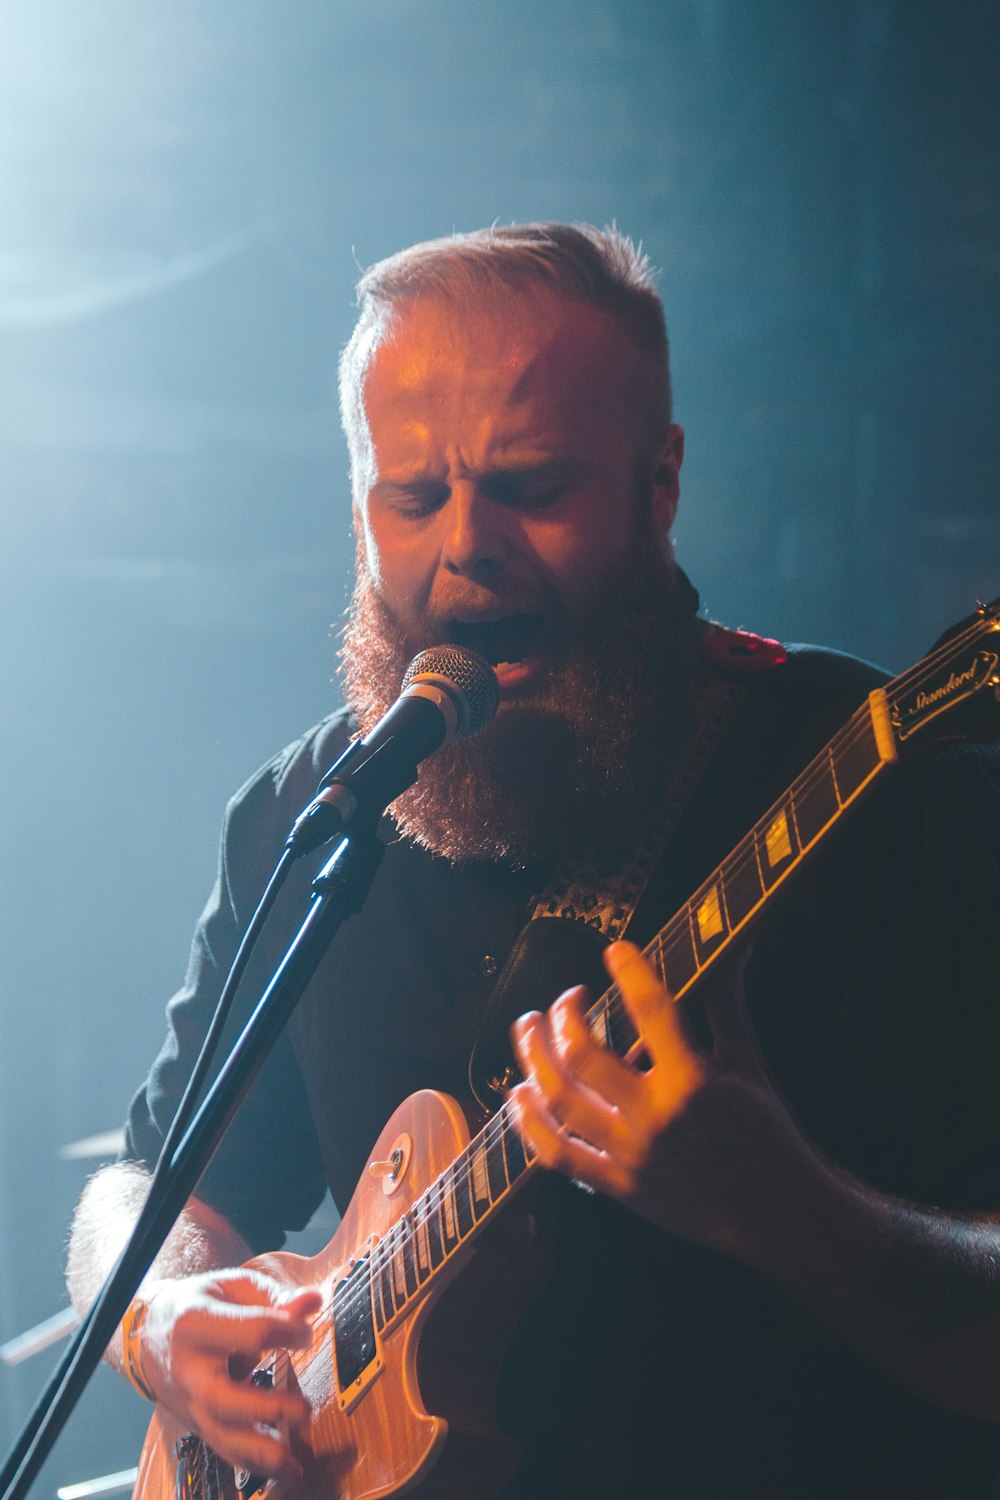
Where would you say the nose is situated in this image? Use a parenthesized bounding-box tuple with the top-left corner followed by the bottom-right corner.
(441, 484, 512, 579)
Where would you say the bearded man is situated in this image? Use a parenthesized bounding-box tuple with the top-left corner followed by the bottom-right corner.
(67, 224, 1000, 1498)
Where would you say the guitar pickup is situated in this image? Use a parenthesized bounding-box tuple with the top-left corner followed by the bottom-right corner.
(333, 1254, 384, 1413)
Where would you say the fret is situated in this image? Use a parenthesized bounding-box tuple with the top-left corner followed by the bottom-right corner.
(390, 1225, 409, 1307)
(376, 1238, 395, 1324)
(440, 1170, 460, 1250)
(721, 840, 764, 931)
(590, 990, 636, 1059)
(587, 998, 612, 1048)
(646, 939, 668, 991)
(373, 1244, 390, 1332)
(661, 919, 698, 994)
(424, 1188, 446, 1269)
(793, 747, 841, 848)
(454, 1153, 475, 1238)
(755, 797, 800, 890)
(372, 1273, 385, 1335)
(485, 1122, 509, 1200)
(469, 1138, 492, 1219)
(400, 1217, 419, 1297)
(412, 1203, 432, 1282)
(501, 1107, 529, 1182)
(690, 879, 729, 966)
(832, 711, 881, 801)
(606, 994, 639, 1059)
(370, 1258, 383, 1334)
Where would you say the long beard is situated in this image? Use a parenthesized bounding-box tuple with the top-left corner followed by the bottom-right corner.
(339, 545, 697, 868)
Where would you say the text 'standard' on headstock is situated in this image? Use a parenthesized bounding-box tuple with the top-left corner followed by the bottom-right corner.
(889, 598, 1000, 747)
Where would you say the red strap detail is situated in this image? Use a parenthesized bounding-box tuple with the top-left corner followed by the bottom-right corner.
(701, 623, 788, 673)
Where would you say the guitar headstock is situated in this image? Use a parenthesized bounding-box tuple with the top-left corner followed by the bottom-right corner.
(888, 596, 1000, 748)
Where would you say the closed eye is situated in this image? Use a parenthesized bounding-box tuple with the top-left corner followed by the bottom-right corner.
(482, 473, 570, 510)
(382, 484, 449, 519)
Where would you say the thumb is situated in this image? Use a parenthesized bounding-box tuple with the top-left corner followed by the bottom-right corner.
(214, 1269, 322, 1317)
(277, 1286, 324, 1318)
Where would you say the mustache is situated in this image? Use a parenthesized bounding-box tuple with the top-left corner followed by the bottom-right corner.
(414, 594, 560, 637)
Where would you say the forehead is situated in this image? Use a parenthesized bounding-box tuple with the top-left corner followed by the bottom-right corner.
(360, 292, 643, 450)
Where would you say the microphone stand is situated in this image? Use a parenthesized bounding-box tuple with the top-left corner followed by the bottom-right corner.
(1, 819, 386, 1500)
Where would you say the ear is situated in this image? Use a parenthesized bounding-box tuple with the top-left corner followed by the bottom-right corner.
(651, 424, 684, 536)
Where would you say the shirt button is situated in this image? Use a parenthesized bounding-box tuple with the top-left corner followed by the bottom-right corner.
(480, 954, 498, 978)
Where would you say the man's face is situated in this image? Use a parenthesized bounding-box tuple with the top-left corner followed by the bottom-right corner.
(352, 292, 684, 693)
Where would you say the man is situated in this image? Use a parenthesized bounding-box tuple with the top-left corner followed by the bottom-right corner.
(67, 223, 1000, 1497)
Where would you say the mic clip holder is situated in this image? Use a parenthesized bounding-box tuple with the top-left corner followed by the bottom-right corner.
(286, 678, 467, 859)
(286, 738, 420, 857)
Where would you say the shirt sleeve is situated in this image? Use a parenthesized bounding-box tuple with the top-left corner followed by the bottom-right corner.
(122, 753, 330, 1253)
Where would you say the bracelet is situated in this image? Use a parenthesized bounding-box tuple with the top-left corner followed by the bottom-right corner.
(121, 1293, 157, 1402)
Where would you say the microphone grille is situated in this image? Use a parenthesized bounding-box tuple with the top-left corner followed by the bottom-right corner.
(402, 645, 500, 739)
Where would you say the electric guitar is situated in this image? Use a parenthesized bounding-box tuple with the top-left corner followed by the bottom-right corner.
(134, 599, 1000, 1500)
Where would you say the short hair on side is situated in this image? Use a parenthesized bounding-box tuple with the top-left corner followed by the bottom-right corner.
(338, 221, 672, 502)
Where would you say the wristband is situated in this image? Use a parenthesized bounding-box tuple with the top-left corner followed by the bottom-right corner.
(121, 1293, 157, 1402)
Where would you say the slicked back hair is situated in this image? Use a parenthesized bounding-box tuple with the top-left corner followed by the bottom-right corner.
(338, 222, 672, 503)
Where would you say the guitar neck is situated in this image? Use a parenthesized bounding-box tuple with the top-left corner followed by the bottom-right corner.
(589, 686, 899, 1058)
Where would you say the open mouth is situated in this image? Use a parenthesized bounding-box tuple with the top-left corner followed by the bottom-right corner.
(448, 612, 545, 670)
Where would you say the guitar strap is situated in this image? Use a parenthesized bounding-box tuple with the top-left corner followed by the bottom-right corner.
(467, 654, 748, 1109)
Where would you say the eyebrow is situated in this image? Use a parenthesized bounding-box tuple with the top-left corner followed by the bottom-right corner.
(370, 457, 581, 498)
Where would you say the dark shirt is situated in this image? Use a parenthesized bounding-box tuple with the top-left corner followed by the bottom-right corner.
(124, 642, 1000, 1498)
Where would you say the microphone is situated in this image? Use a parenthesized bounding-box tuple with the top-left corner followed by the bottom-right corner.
(286, 644, 499, 855)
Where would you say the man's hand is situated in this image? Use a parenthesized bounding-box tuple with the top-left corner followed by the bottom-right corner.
(138, 1270, 323, 1482)
(508, 940, 807, 1255)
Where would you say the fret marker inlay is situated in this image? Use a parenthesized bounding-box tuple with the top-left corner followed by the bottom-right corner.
(695, 885, 724, 943)
(764, 810, 793, 868)
(470, 1142, 490, 1208)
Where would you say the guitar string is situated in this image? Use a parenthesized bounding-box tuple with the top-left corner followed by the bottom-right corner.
(282, 610, 1000, 1356)
(284, 610, 1000, 1365)
(319, 609, 1000, 1339)
(171, 614, 1000, 1464)
(242, 610, 1000, 1385)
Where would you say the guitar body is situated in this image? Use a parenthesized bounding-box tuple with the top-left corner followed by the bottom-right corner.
(133, 1090, 550, 1500)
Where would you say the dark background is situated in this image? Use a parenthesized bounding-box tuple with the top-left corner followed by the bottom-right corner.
(1, 0, 997, 1491)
